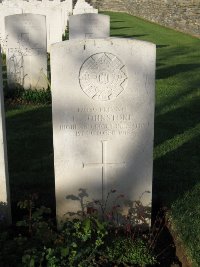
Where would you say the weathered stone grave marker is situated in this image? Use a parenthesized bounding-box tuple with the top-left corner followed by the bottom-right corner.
(69, 14, 110, 39)
(5, 13, 48, 90)
(0, 47, 11, 224)
(0, 6, 23, 52)
(51, 38, 156, 224)
(0, 0, 73, 52)
(22, 4, 63, 52)
(73, 0, 98, 15)
(59, 0, 73, 33)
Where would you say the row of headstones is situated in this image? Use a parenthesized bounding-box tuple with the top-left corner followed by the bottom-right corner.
(0, 0, 73, 52)
(0, 0, 99, 89)
(0, 0, 97, 53)
(0, 10, 156, 227)
(0, 11, 110, 221)
(4, 12, 110, 90)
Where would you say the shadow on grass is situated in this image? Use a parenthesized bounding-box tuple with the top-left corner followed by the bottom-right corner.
(110, 20, 124, 23)
(111, 33, 148, 38)
(154, 96, 200, 147)
(5, 105, 55, 221)
(153, 81, 200, 209)
(111, 26, 134, 30)
(157, 63, 200, 79)
(153, 133, 200, 208)
(157, 45, 199, 64)
(156, 45, 169, 48)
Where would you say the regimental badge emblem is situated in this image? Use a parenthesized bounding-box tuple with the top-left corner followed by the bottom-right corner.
(79, 52, 128, 101)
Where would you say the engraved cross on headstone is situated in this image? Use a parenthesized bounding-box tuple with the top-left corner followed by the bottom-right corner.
(82, 140, 126, 202)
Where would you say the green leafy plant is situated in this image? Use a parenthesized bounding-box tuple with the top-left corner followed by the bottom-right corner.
(65, 189, 159, 266)
(106, 236, 157, 266)
(12, 194, 108, 267)
(17, 196, 53, 243)
(0, 192, 162, 267)
(21, 88, 51, 104)
(62, 26, 69, 41)
(44, 217, 108, 267)
(4, 87, 51, 105)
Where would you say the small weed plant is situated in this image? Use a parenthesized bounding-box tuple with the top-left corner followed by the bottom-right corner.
(62, 26, 69, 41)
(0, 191, 165, 267)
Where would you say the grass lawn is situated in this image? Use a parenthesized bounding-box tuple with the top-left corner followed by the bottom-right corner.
(5, 105, 55, 218)
(4, 11, 200, 264)
(106, 11, 200, 207)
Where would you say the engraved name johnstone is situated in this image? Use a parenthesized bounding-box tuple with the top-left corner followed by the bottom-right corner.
(59, 106, 149, 137)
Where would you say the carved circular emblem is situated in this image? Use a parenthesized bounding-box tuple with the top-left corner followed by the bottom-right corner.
(79, 52, 128, 101)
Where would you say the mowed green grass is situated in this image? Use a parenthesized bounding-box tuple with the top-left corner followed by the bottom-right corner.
(106, 11, 200, 207)
(5, 105, 55, 217)
(108, 12, 200, 265)
(5, 13, 200, 219)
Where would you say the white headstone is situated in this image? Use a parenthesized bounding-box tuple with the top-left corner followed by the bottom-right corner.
(73, 7, 98, 15)
(48, 6, 63, 47)
(51, 38, 156, 224)
(5, 14, 48, 90)
(0, 7, 23, 52)
(73, 0, 98, 15)
(0, 47, 11, 224)
(69, 14, 110, 39)
(59, 0, 73, 33)
(21, 5, 63, 52)
(0, 0, 73, 47)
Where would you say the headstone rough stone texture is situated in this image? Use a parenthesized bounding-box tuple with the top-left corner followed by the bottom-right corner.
(0, 47, 11, 224)
(51, 38, 156, 225)
(69, 14, 110, 39)
(5, 14, 48, 90)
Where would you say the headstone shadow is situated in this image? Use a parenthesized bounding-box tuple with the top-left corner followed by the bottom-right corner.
(65, 188, 151, 228)
(5, 106, 55, 221)
(156, 63, 200, 80)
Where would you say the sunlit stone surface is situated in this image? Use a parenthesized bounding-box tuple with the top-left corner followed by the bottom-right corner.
(51, 38, 156, 225)
(5, 14, 48, 90)
(69, 14, 110, 39)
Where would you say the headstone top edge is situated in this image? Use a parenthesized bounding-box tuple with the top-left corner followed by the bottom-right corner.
(69, 13, 109, 19)
(5, 13, 46, 20)
(51, 37, 156, 50)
